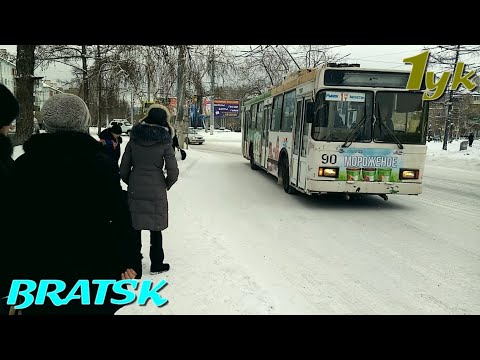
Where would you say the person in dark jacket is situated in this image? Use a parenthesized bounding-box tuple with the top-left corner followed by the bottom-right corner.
(171, 128, 187, 160)
(0, 84, 19, 313)
(172, 128, 180, 151)
(468, 132, 474, 147)
(99, 123, 123, 166)
(120, 104, 179, 275)
(3, 93, 141, 315)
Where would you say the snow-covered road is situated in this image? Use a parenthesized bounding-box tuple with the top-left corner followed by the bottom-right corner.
(116, 133, 480, 315)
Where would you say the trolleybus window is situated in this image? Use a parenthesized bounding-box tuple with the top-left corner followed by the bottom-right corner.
(251, 104, 257, 129)
(271, 95, 283, 131)
(245, 110, 251, 131)
(374, 92, 427, 145)
(312, 90, 373, 142)
(301, 99, 312, 157)
(281, 90, 295, 132)
(256, 102, 264, 130)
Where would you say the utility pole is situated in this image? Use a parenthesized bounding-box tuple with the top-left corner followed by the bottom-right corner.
(130, 89, 134, 124)
(442, 44, 461, 151)
(176, 45, 187, 149)
(210, 45, 215, 135)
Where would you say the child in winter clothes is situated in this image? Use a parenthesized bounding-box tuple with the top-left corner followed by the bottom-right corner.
(99, 123, 123, 167)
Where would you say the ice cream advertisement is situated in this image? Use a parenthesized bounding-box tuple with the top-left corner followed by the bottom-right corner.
(336, 147, 403, 182)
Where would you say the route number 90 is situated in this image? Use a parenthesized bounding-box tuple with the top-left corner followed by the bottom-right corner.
(321, 154, 337, 164)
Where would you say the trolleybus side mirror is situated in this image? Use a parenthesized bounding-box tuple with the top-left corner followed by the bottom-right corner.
(306, 102, 315, 123)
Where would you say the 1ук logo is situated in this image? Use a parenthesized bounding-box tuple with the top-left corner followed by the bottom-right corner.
(403, 50, 478, 101)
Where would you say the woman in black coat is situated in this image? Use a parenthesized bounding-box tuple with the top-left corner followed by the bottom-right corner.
(3, 94, 141, 315)
(0, 84, 18, 192)
(0, 84, 19, 311)
(120, 104, 179, 275)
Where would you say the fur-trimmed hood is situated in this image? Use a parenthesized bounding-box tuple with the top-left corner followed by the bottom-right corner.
(130, 123, 173, 146)
(0, 133, 13, 160)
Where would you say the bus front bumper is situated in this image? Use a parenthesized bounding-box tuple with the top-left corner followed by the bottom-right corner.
(305, 179, 422, 195)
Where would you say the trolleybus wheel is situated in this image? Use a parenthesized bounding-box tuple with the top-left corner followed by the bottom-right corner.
(280, 157, 296, 194)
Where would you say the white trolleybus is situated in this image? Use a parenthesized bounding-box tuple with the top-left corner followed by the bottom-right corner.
(241, 64, 429, 200)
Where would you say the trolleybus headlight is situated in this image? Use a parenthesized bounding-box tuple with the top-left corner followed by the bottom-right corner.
(400, 169, 419, 179)
(318, 167, 338, 177)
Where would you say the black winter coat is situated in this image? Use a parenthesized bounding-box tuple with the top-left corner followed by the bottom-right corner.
(1, 131, 140, 314)
(120, 123, 179, 231)
(0, 134, 14, 300)
(98, 128, 122, 167)
(0, 133, 14, 191)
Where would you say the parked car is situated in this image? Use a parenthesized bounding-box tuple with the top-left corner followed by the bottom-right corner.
(109, 119, 133, 135)
(186, 128, 205, 145)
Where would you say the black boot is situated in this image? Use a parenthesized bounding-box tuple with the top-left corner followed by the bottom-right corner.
(150, 231, 168, 274)
(150, 263, 170, 275)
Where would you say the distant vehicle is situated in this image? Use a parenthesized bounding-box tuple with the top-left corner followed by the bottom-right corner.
(186, 128, 205, 145)
(109, 119, 132, 135)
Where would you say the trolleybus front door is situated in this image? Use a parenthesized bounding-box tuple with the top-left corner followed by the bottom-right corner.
(296, 99, 311, 190)
(291, 98, 311, 189)
(261, 105, 270, 168)
(292, 99, 304, 186)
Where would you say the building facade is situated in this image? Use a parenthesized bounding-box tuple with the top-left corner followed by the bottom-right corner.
(34, 80, 63, 112)
(0, 49, 16, 94)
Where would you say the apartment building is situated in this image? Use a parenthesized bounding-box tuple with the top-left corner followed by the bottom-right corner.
(0, 49, 16, 94)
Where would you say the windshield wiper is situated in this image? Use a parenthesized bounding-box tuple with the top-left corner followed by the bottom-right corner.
(319, 133, 340, 141)
(375, 118, 404, 149)
(342, 114, 367, 148)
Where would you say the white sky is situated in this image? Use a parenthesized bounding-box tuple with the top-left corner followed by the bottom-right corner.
(1, 45, 425, 84)
(12, 131, 480, 314)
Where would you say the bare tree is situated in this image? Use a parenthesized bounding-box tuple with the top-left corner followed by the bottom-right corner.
(35, 45, 97, 108)
(229, 45, 346, 97)
(14, 45, 36, 146)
